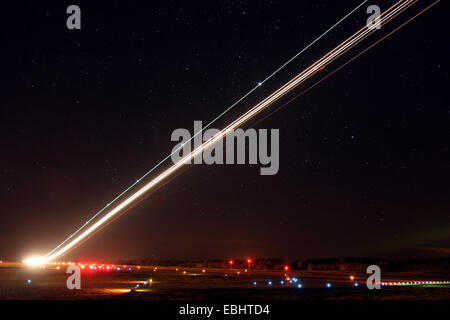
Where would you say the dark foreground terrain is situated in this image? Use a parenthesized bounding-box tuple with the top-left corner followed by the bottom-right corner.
(0, 263, 448, 300)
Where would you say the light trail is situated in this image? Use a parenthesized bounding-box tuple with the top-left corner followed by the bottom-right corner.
(255, 0, 441, 126)
(44, 0, 368, 257)
(25, 0, 421, 265)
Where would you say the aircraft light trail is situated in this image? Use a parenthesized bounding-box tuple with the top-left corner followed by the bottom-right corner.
(24, 0, 421, 265)
(44, 0, 369, 258)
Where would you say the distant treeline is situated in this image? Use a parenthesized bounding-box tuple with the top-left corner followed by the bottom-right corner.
(112, 257, 450, 272)
(294, 257, 450, 272)
(114, 258, 286, 270)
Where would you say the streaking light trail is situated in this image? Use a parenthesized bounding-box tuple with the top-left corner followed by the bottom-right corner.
(24, 0, 422, 265)
(44, 0, 369, 258)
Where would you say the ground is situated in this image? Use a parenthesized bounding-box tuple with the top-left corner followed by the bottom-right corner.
(0, 263, 448, 300)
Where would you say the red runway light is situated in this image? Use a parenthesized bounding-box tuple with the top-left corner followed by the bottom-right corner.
(229, 260, 234, 265)
(284, 265, 289, 271)
(247, 259, 252, 264)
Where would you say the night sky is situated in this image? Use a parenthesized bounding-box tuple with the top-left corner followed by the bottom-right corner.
(1, 0, 448, 262)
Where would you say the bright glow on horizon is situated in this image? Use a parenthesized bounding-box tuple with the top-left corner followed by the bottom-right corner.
(23, 257, 47, 266)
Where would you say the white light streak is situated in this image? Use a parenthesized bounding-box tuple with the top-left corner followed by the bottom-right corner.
(44, 0, 368, 257)
(25, 0, 417, 264)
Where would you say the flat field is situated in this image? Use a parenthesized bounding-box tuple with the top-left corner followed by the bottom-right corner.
(0, 263, 448, 300)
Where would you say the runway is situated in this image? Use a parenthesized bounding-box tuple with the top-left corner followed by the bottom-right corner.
(1, 263, 449, 300)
